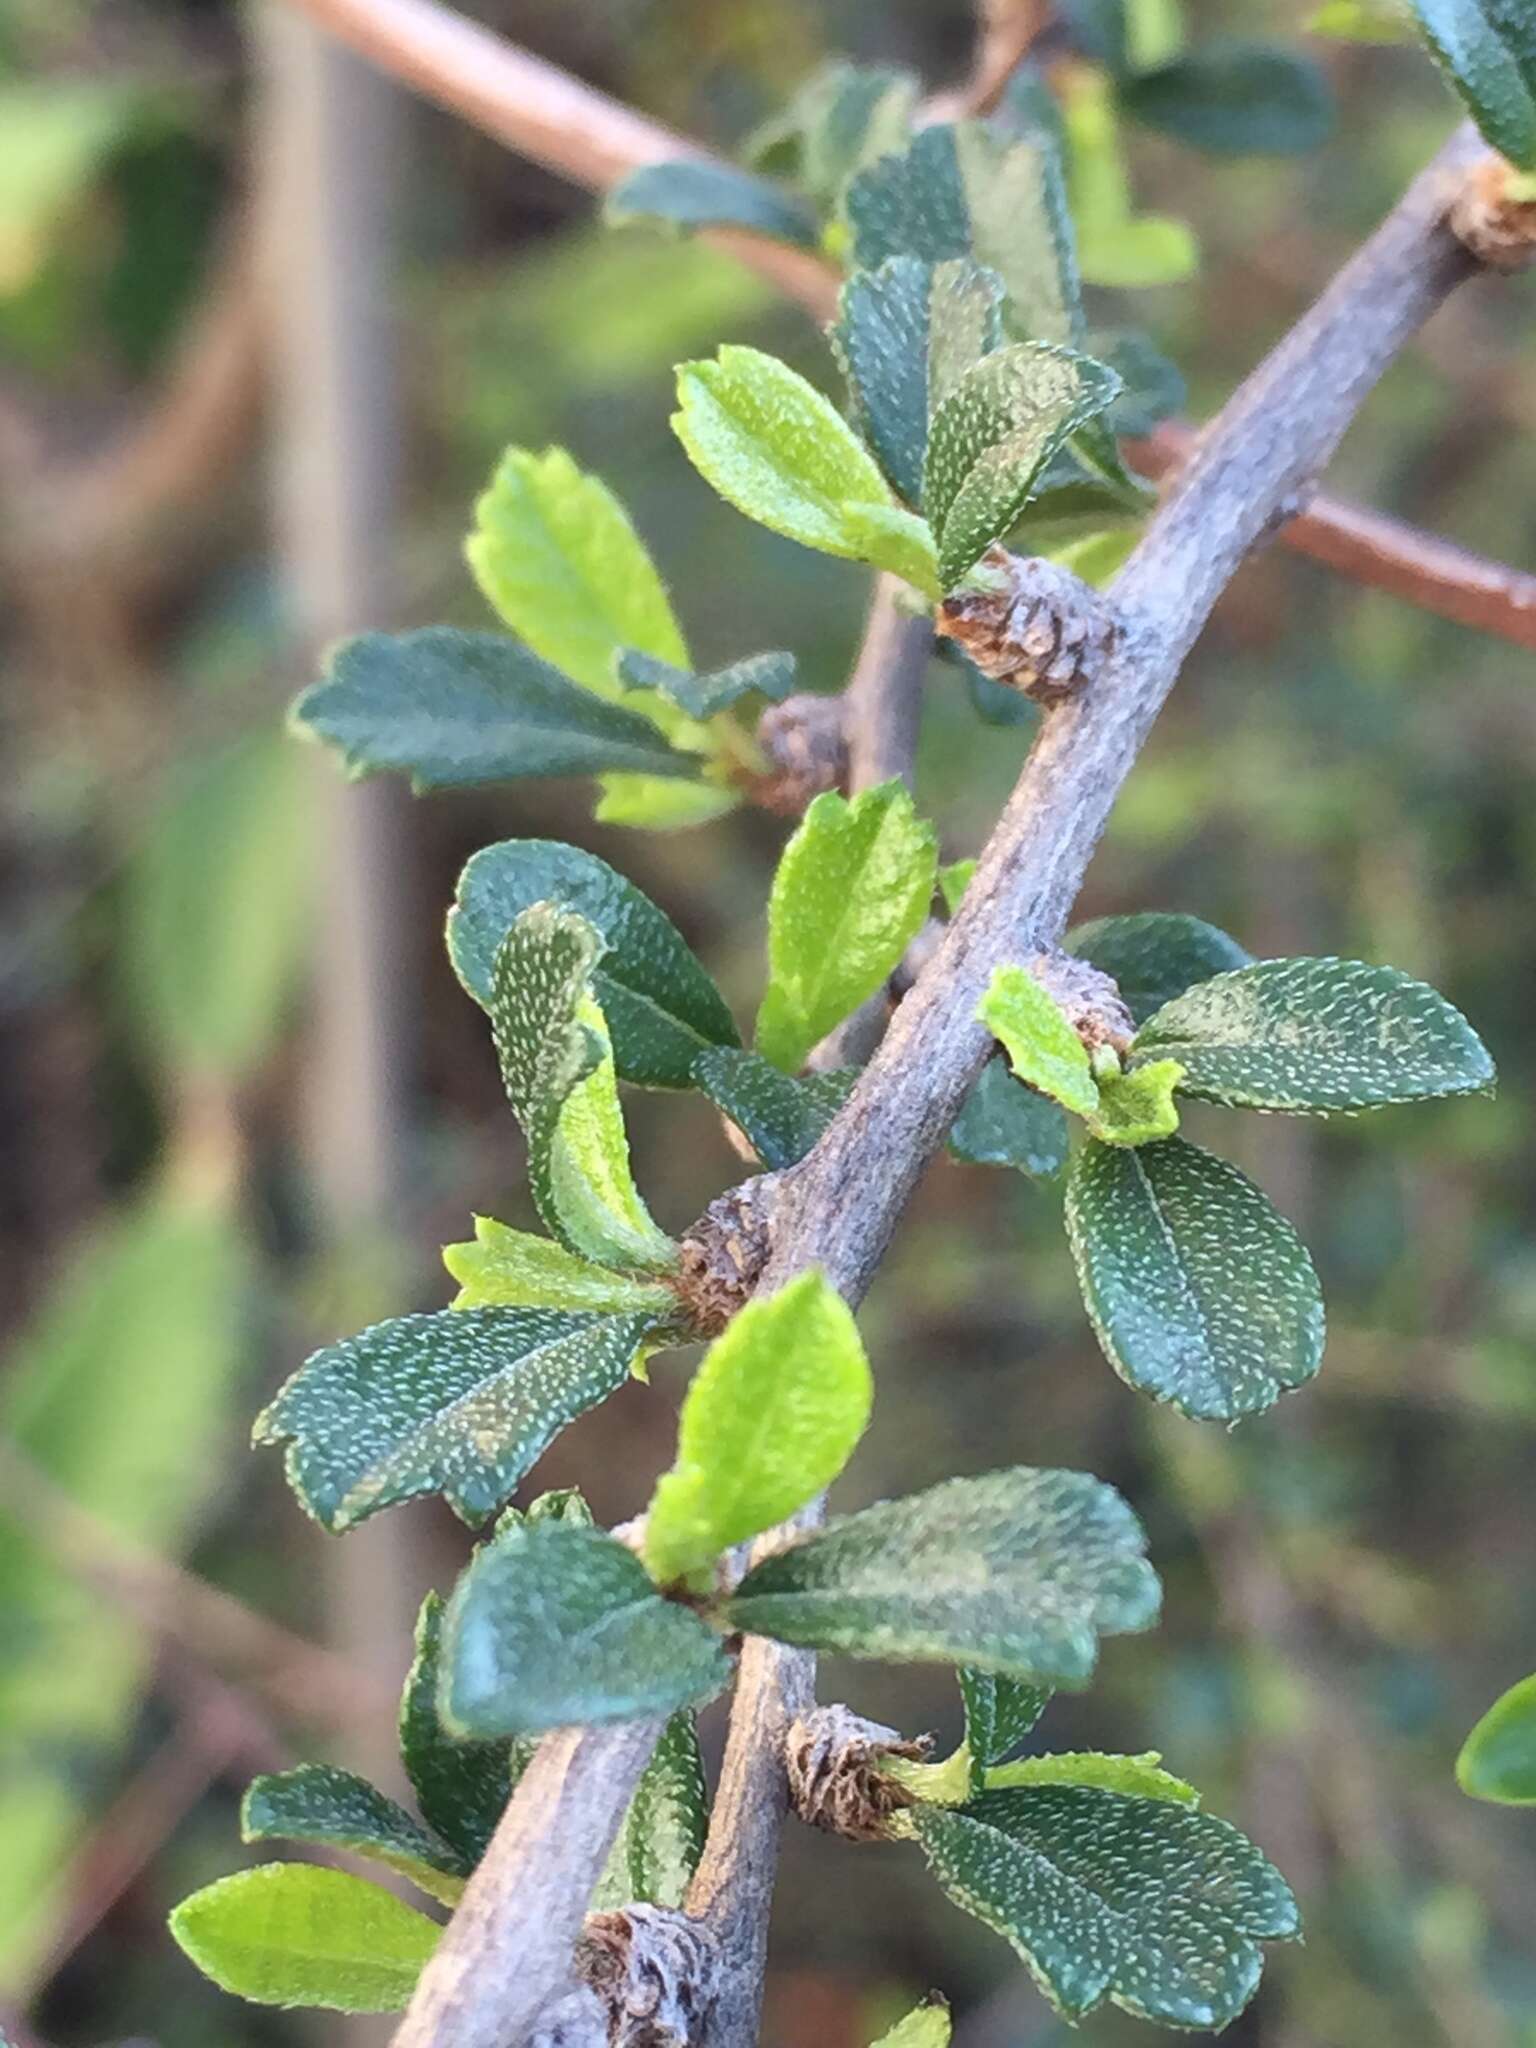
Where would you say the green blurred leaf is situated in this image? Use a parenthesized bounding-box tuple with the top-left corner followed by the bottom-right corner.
(983, 1751, 1198, 1804)
(169, 1865, 439, 2012)
(607, 160, 821, 248)
(1063, 71, 1197, 288)
(593, 773, 740, 830)
(617, 647, 797, 720)
(1122, 44, 1334, 155)
(1403, 0, 1536, 168)
(1308, 0, 1417, 41)
(399, 1592, 525, 1867)
(691, 1048, 857, 1169)
(440, 1523, 732, 1737)
(643, 1270, 872, 1588)
(0, 80, 138, 296)
(949, 1059, 1070, 1178)
(1067, 912, 1251, 1026)
(756, 782, 938, 1072)
(726, 1467, 1160, 1687)
(443, 1217, 676, 1314)
(592, 1710, 709, 1909)
(977, 965, 1099, 1118)
(1085, 1058, 1184, 1146)
(1458, 1673, 1536, 1803)
(937, 858, 976, 914)
(241, 1766, 469, 1908)
(1065, 1135, 1325, 1422)
(745, 61, 919, 212)
(870, 1996, 952, 2047)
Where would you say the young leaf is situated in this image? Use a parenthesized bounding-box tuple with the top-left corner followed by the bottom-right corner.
(871, 1995, 952, 2047)
(937, 857, 975, 914)
(448, 838, 740, 1090)
(949, 1059, 1069, 1179)
(1066, 1136, 1325, 1423)
(1062, 70, 1197, 289)
(489, 908, 676, 1268)
(1084, 1059, 1184, 1147)
(440, 1523, 732, 1737)
(692, 1048, 858, 1169)
(976, 965, 1099, 1118)
(643, 1269, 873, 1587)
(256, 1307, 659, 1530)
(443, 1217, 677, 1315)
(241, 1766, 470, 1908)
(672, 345, 940, 594)
(465, 446, 689, 698)
(169, 1865, 440, 2012)
(1122, 44, 1334, 155)
(959, 1668, 1053, 1780)
(756, 782, 938, 1073)
(400, 1592, 525, 1866)
(592, 1710, 709, 1909)
(618, 647, 797, 720)
(593, 773, 741, 831)
(925, 344, 1122, 588)
(606, 160, 821, 248)
(1132, 957, 1495, 1113)
(726, 1466, 1161, 1687)
(291, 630, 697, 792)
(1403, 0, 1536, 170)
(983, 1751, 1198, 1805)
(1067, 911, 1252, 1026)
(911, 1786, 1298, 2027)
(1458, 1673, 1536, 1804)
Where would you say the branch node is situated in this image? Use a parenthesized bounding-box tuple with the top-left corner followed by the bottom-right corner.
(672, 1175, 783, 1336)
(751, 692, 849, 812)
(577, 1904, 720, 2048)
(1448, 153, 1536, 271)
(786, 1704, 931, 1842)
(936, 546, 1123, 702)
(1030, 949, 1135, 1054)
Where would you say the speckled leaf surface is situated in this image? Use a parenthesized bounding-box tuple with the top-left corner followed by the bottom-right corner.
(291, 630, 694, 792)
(726, 1467, 1160, 1687)
(1066, 1136, 1325, 1422)
(606, 160, 821, 247)
(977, 965, 1099, 1118)
(241, 1766, 469, 1908)
(440, 1523, 732, 1737)
(442, 1216, 676, 1314)
(255, 1307, 656, 1531)
(618, 647, 797, 721)
(912, 1786, 1298, 2027)
(1085, 1059, 1184, 1147)
(1067, 912, 1252, 1026)
(1457, 1671, 1536, 1803)
(1132, 957, 1495, 1113)
(644, 1270, 872, 1587)
(592, 1710, 709, 1909)
(756, 783, 938, 1073)
(399, 1592, 526, 1867)
(1404, 0, 1536, 167)
(691, 1049, 857, 1169)
(449, 839, 739, 1090)
(489, 908, 675, 1267)
(169, 1865, 440, 2012)
(925, 344, 1122, 588)
(959, 1669, 1053, 1782)
(949, 1059, 1069, 1178)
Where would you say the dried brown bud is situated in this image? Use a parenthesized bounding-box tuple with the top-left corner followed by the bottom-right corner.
(671, 1175, 781, 1336)
(576, 1906, 718, 2048)
(1030, 949, 1135, 1055)
(937, 545, 1121, 702)
(751, 692, 848, 813)
(1449, 153, 1536, 271)
(786, 1704, 931, 1843)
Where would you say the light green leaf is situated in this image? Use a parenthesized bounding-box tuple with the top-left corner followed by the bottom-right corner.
(1403, 0, 1536, 169)
(983, 1750, 1198, 1804)
(870, 1995, 952, 2047)
(1309, 0, 1417, 40)
(399, 1593, 525, 1867)
(0, 81, 140, 292)
(643, 1270, 873, 1587)
(489, 907, 675, 1268)
(937, 858, 975, 914)
(726, 1466, 1160, 1688)
(1459, 1673, 1536, 1803)
(169, 1865, 440, 2012)
(593, 772, 741, 831)
(757, 782, 938, 1073)
(977, 965, 1098, 1118)
(440, 1523, 732, 1736)
(607, 160, 821, 249)
(1084, 1058, 1184, 1146)
(1067, 911, 1252, 1026)
(241, 1766, 469, 1908)
(1066, 1136, 1325, 1422)
(949, 1059, 1069, 1179)
(1063, 70, 1197, 289)
(443, 1217, 677, 1314)
(1132, 957, 1496, 1113)
(691, 1048, 858, 1169)
(256, 1307, 659, 1530)
(592, 1710, 709, 1909)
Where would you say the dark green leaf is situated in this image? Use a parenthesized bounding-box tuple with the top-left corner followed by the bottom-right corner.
(1066, 1136, 1325, 1422)
(593, 1710, 709, 1909)
(448, 838, 740, 1090)
(745, 61, 919, 211)
(1094, 327, 1187, 438)
(291, 630, 697, 792)
(440, 1523, 732, 1737)
(399, 1592, 525, 1867)
(1404, 0, 1536, 169)
(606, 160, 821, 248)
(256, 1307, 657, 1531)
(241, 1765, 470, 1907)
(692, 1048, 857, 1169)
(1122, 44, 1334, 155)
(617, 648, 797, 719)
(949, 1059, 1069, 1178)
(1132, 957, 1496, 1112)
(726, 1467, 1160, 1687)
(1457, 1672, 1536, 1804)
(911, 1786, 1298, 2026)
(1067, 912, 1252, 1026)
(959, 1668, 1053, 1780)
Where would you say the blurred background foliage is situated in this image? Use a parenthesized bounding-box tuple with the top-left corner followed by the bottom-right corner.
(2, 0, 1535, 2043)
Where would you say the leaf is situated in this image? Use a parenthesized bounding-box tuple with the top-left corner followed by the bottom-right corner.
(443, 1217, 677, 1315)
(592, 1710, 709, 1909)
(911, 1786, 1298, 2027)
(241, 1766, 470, 1908)
(1132, 957, 1496, 1113)
(1067, 911, 1252, 1026)
(291, 629, 697, 792)
(845, 122, 1083, 348)
(440, 1522, 732, 1736)
(949, 1059, 1069, 1179)
(399, 1592, 525, 1866)
(833, 256, 1005, 505)
(618, 647, 797, 720)
(1122, 44, 1334, 155)
(255, 1307, 659, 1530)
(924, 344, 1122, 587)
(606, 160, 821, 248)
(937, 858, 975, 914)
(168, 1865, 440, 2012)
(1065, 1136, 1325, 1423)
(870, 1995, 952, 2047)
(756, 782, 938, 1073)
(745, 61, 920, 212)
(465, 446, 689, 698)
(692, 1048, 858, 1169)
(976, 965, 1099, 1119)
(726, 1466, 1160, 1687)
(1095, 326, 1187, 437)
(1458, 1673, 1536, 1803)
(1062, 71, 1198, 290)
(643, 1270, 873, 1587)
(593, 773, 741, 831)
(1402, 0, 1536, 170)
(1084, 1058, 1184, 1147)
(1309, 0, 1418, 41)
(672, 345, 940, 593)
(489, 908, 676, 1267)
(983, 1751, 1198, 1805)
(448, 838, 741, 1090)
(959, 1669, 1053, 1781)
